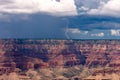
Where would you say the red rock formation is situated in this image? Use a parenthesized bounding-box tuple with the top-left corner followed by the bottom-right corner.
(0, 39, 119, 72)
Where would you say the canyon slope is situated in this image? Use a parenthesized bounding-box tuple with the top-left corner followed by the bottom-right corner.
(0, 39, 120, 79)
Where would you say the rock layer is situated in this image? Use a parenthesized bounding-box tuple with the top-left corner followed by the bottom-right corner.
(0, 39, 119, 73)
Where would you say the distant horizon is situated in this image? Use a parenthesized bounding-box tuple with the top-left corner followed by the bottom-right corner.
(0, 38, 120, 40)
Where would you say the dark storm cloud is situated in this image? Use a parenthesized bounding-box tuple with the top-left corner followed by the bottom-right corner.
(0, 13, 66, 38)
(0, 13, 120, 38)
(0, 0, 119, 39)
(67, 15, 120, 30)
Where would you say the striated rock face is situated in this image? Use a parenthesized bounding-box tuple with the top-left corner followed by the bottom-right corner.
(0, 39, 119, 72)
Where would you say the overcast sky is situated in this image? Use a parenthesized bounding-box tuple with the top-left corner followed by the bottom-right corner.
(0, 0, 120, 39)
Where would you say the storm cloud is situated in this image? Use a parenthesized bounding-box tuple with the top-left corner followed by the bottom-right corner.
(0, 0, 120, 39)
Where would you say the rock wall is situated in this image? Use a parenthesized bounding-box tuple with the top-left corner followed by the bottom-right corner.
(0, 39, 119, 72)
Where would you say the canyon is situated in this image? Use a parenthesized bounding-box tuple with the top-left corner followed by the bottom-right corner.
(0, 39, 120, 80)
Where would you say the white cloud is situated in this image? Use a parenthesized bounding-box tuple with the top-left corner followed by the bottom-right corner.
(91, 32, 104, 37)
(88, 0, 120, 17)
(84, 31, 88, 34)
(78, 6, 89, 11)
(67, 28, 80, 34)
(111, 29, 120, 36)
(67, 28, 89, 35)
(0, 0, 77, 16)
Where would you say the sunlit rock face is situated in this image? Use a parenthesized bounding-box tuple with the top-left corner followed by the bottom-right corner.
(0, 39, 119, 72)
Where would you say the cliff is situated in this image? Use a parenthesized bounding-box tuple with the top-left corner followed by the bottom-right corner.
(0, 39, 119, 75)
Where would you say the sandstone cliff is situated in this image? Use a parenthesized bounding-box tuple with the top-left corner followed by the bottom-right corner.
(0, 39, 119, 78)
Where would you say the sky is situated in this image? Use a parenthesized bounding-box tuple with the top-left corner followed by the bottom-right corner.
(0, 0, 120, 39)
